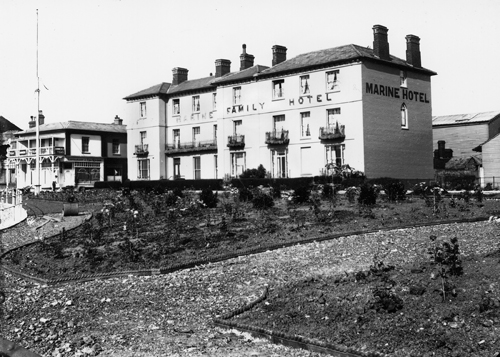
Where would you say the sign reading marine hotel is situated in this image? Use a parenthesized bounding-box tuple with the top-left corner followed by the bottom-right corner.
(365, 82, 430, 103)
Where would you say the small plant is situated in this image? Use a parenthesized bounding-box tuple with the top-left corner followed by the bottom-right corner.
(199, 188, 218, 208)
(345, 186, 359, 204)
(292, 184, 311, 204)
(358, 183, 377, 206)
(240, 164, 267, 179)
(475, 186, 483, 203)
(270, 181, 282, 199)
(384, 181, 407, 202)
(428, 235, 464, 302)
(252, 189, 274, 210)
(238, 187, 254, 202)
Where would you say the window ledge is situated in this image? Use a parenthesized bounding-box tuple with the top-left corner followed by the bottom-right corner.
(272, 97, 285, 101)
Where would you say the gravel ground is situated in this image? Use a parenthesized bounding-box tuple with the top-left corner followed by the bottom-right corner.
(1, 218, 499, 356)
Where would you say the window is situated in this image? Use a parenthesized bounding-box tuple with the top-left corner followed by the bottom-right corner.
(173, 99, 180, 115)
(140, 131, 147, 144)
(327, 108, 341, 127)
(173, 158, 181, 179)
(82, 137, 90, 153)
(193, 157, 201, 179)
(213, 125, 217, 141)
(214, 155, 218, 179)
(401, 103, 408, 129)
(212, 93, 217, 110)
(300, 75, 310, 95)
(192, 96, 200, 112)
(140, 102, 147, 118)
(272, 79, 284, 99)
(273, 115, 285, 131)
(137, 159, 150, 179)
(233, 120, 242, 135)
(173, 129, 180, 148)
(112, 139, 120, 155)
(326, 70, 339, 91)
(193, 127, 200, 143)
(301, 112, 311, 137)
(326, 144, 345, 167)
(233, 87, 241, 105)
(231, 152, 246, 177)
(400, 70, 407, 88)
(272, 149, 287, 178)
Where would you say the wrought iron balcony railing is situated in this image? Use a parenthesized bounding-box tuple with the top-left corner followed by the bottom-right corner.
(319, 124, 345, 140)
(227, 135, 245, 148)
(135, 144, 149, 155)
(165, 139, 217, 153)
(265, 130, 289, 145)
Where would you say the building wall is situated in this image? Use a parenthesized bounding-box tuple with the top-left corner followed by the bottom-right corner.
(126, 97, 168, 180)
(218, 62, 365, 178)
(481, 136, 500, 186)
(362, 61, 434, 179)
(70, 133, 101, 156)
(433, 124, 489, 158)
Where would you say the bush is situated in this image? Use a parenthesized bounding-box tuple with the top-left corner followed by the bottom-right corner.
(238, 187, 254, 202)
(384, 181, 407, 202)
(172, 187, 184, 199)
(270, 181, 282, 199)
(199, 188, 218, 208)
(292, 185, 311, 204)
(444, 175, 476, 191)
(240, 164, 267, 179)
(322, 184, 335, 199)
(358, 183, 377, 206)
(252, 190, 274, 210)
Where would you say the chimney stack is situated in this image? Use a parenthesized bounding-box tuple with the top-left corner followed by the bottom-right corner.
(438, 140, 445, 158)
(405, 34, 422, 68)
(215, 59, 231, 77)
(29, 116, 35, 128)
(38, 110, 45, 125)
(172, 67, 188, 85)
(372, 25, 390, 60)
(272, 45, 287, 66)
(240, 44, 255, 71)
(114, 115, 123, 125)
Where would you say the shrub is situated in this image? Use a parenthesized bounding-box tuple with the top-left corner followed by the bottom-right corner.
(322, 184, 335, 199)
(238, 187, 254, 202)
(292, 185, 311, 204)
(345, 186, 359, 203)
(270, 181, 282, 199)
(240, 164, 267, 179)
(358, 183, 377, 206)
(172, 187, 184, 199)
(199, 188, 218, 208)
(384, 181, 406, 202)
(252, 190, 274, 210)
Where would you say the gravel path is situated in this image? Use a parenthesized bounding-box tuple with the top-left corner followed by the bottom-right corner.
(1, 219, 499, 357)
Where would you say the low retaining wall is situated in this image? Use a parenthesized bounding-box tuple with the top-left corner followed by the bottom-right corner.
(0, 192, 27, 230)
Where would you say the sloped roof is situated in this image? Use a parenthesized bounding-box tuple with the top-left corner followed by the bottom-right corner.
(167, 76, 215, 95)
(258, 44, 436, 77)
(19, 121, 127, 135)
(444, 156, 482, 170)
(123, 82, 171, 100)
(211, 65, 270, 85)
(433, 111, 500, 126)
(0, 116, 22, 133)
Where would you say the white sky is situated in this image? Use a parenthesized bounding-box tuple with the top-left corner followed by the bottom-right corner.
(1, 0, 500, 129)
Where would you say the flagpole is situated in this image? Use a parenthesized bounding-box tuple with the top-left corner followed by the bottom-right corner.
(35, 9, 41, 196)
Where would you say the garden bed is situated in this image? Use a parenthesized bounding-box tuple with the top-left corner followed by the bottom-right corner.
(4, 188, 500, 282)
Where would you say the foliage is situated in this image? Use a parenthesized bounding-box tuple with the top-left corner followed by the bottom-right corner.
(321, 183, 335, 199)
(292, 184, 311, 204)
(252, 188, 274, 210)
(384, 180, 407, 202)
(240, 164, 267, 179)
(238, 187, 254, 202)
(428, 235, 463, 302)
(199, 188, 218, 208)
(345, 186, 359, 204)
(475, 186, 483, 203)
(358, 183, 378, 206)
(270, 181, 282, 199)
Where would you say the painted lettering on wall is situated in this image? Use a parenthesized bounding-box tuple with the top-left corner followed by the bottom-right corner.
(226, 103, 264, 114)
(365, 82, 430, 103)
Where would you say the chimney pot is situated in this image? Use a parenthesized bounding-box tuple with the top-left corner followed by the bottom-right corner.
(239, 44, 255, 71)
(172, 67, 189, 85)
(114, 115, 123, 125)
(272, 45, 287, 66)
(215, 59, 231, 77)
(405, 34, 422, 68)
(38, 110, 45, 125)
(372, 25, 390, 60)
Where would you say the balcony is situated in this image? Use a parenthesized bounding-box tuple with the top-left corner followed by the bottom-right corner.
(165, 139, 217, 154)
(265, 130, 289, 145)
(319, 124, 345, 141)
(227, 135, 245, 148)
(135, 144, 149, 156)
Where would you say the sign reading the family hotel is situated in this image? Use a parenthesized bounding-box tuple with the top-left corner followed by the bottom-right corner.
(365, 82, 430, 103)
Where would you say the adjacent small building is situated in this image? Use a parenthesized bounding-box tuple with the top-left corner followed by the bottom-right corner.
(5, 113, 127, 190)
(125, 25, 437, 182)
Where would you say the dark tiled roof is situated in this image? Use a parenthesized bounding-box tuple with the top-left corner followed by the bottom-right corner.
(167, 76, 215, 95)
(0, 116, 22, 133)
(123, 82, 171, 100)
(259, 44, 436, 77)
(19, 121, 127, 135)
(433, 111, 500, 126)
(211, 65, 270, 85)
(444, 156, 482, 170)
